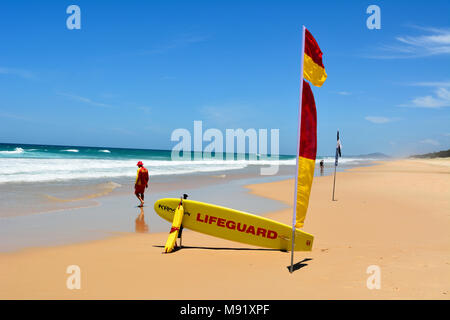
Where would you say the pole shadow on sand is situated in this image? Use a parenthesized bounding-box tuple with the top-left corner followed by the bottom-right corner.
(286, 258, 312, 272)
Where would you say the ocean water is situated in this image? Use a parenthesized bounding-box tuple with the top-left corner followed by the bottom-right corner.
(0, 143, 382, 250)
(0, 143, 376, 184)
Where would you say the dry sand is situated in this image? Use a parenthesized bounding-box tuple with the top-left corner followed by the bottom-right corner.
(0, 159, 449, 299)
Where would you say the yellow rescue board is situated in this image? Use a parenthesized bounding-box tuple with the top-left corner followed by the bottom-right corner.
(154, 198, 314, 251)
(164, 203, 184, 253)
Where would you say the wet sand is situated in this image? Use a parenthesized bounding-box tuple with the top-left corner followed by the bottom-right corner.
(0, 174, 290, 252)
(0, 159, 449, 299)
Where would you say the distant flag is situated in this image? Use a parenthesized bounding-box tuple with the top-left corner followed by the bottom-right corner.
(332, 130, 341, 201)
(335, 130, 342, 166)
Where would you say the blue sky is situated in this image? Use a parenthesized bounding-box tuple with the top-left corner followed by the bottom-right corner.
(0, 0, 449, 156)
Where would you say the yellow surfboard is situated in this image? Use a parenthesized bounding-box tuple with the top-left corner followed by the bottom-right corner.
(154, 198, 314, 251)
(164, 200, 184, 253)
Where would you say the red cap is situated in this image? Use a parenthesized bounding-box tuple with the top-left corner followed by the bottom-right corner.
(137, 161, 143, 166)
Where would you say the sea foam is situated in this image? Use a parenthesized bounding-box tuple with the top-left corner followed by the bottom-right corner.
(0, 147, 24, 154)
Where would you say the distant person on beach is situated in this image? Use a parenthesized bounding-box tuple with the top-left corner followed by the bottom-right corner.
(320, 160, 324, 176)
(134, 161, 149, 207)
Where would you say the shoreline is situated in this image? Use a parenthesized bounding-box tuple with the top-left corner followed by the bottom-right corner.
(0, 170, 294, 253)
(0, 156, 377, 218)
(1, 159, 449, 299)
(0, 164, 295, 218)
(0, 159, 376, 253)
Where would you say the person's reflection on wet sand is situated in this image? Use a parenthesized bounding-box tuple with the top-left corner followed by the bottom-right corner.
(135, 207, 149, 233)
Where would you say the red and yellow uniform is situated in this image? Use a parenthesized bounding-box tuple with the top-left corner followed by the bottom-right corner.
(134, 166, 149, 195)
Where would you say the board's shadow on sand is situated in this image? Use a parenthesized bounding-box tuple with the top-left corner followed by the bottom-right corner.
(153, 245, 313, 272)
(153, 245, 281, 252)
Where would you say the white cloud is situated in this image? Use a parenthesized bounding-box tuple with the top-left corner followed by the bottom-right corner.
(436, 87, 450, 100)
(58, 93, 113, 108)
(409, 87, 450, 108)
(337, 91, 351, 96)
(419, 139, 440, 146)
(365, 116, 395, 124)
(368, 26, 450, 59)
(410, 81, 450, 88)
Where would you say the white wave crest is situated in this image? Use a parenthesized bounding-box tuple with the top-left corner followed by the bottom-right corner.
(316, 157, 381, 165)
(0, 147, 24, 154)
(0, 157, 295, 183)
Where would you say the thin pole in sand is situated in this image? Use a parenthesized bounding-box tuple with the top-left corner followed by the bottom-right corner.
(332, 159, 337, 201)
(332, 130, 340, 201)
(179, 226, 183, 247)
(290, 25, 306, 273)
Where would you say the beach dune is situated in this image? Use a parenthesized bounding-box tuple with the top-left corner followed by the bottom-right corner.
(0, 159, 449, 299)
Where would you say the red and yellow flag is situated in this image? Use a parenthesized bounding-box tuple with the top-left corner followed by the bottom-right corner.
(294, 28, 326, 229)
(303, 29, 327, 87)
(295, 80, 317, 228)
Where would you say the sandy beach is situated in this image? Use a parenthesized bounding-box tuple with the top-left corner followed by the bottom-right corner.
(0, 159, 449, 299)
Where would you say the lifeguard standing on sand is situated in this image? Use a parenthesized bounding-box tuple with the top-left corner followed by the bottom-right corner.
(134, 161, 149, 207)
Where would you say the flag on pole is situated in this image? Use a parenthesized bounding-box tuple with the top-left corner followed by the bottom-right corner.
(293, 28, 326, 229)
(290, 26, 327, 272)
(335, 130, 341, 166)
(295, 80, 317, 228)
(303, 29, 327, 87)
